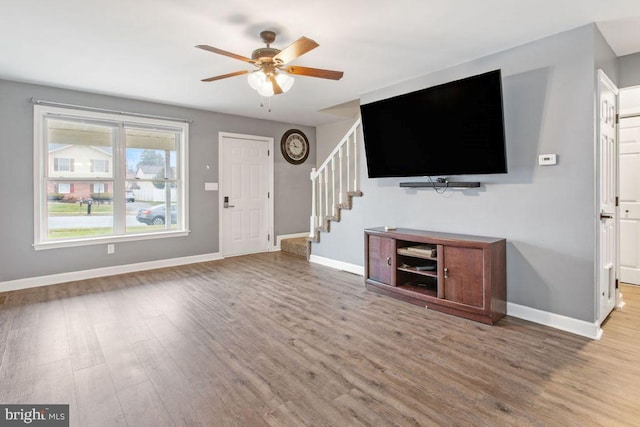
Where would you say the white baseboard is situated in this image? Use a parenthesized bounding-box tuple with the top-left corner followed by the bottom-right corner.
(507, 302, 602, 340)
(309, 254, 364, 276)
(274, 232, 310, 251)
(0, 252, 223, 293)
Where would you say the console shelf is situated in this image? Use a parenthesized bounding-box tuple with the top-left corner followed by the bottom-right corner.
(365, 227, 506, 324)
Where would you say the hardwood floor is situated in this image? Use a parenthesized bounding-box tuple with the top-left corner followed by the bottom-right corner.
(1, 252, 639, 426)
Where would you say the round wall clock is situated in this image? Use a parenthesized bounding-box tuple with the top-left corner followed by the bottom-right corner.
(281, 129, 310, 165)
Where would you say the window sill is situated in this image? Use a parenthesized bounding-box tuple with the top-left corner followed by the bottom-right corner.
(33, 230, 190, 251)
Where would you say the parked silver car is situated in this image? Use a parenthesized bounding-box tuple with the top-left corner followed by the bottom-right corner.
(136, 204, 176, 225)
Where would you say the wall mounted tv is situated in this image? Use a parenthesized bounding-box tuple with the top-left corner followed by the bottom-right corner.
(360, 69, 507, 178)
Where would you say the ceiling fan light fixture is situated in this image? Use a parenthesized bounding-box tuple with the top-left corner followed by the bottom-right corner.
(275, 71, 294, 92)
(247, 70, 266, 90)
(248, 69, 294, 97)
(257, 80, 275, 97)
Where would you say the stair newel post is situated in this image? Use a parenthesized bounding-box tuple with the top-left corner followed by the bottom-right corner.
(338, 146, 344, 205)
(353, 129, 359, 192)
(331, 156, 336, 216)
(310, 168, 317, 238)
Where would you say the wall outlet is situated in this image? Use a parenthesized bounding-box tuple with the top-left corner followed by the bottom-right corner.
(107, 244, 115, 254)
(538, 154, 558, 166)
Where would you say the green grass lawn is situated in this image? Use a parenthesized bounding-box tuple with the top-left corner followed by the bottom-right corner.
(48, 202, 113, 216)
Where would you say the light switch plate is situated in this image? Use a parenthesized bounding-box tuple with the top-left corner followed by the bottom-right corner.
(204, 182, 218, 191)
(538, 154, 557, 166)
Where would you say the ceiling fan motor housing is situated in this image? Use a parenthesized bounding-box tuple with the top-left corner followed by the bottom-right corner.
(251, 47, 281, 64)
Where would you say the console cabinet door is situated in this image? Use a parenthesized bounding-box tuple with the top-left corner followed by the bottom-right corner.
(368, 235, 395, 285)
(443, 246, 484, 308)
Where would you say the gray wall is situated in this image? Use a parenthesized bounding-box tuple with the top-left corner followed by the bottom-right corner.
(619, 52, 640, 88)
(0, 80, 315, 282)
(313, 24, 605, 322)
(315, 118, 357, 167)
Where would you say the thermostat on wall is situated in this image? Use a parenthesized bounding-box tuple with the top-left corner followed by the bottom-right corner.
(538, 154, 558, 166)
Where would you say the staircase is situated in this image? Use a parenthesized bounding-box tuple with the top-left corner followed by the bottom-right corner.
(280, 117, 362, 259)
(308, 117, 363, 242)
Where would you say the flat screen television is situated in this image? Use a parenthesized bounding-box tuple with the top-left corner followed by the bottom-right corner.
(360, 69, 507, 178)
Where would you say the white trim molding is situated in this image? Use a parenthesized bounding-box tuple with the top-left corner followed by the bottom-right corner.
(309, 254, 364, 276)
(507, 302, 603, 340)
(0, 252, 222, 293)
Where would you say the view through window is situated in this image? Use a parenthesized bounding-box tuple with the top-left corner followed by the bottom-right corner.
(34, 105, 188, 248)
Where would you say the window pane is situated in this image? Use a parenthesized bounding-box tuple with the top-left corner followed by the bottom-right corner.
(125, 127, 179, 235)
(47, 118, 115, 179)
(47, 181, 114, 239)
(126, 127, 178, 185)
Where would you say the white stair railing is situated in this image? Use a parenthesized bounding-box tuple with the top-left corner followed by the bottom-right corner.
(310, 117, 362, 238)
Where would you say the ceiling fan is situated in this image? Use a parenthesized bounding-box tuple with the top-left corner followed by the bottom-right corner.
(196, 30, 344, 97)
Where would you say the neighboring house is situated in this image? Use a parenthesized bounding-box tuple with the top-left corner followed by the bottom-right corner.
(47, 144, 112, 201)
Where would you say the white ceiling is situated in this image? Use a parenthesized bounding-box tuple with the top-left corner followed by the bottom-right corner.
(1, 0, 639, 126)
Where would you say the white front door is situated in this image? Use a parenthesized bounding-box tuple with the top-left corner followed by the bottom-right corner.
(619, 116, 640, 285)
(596, 70, 619, 324)
(219, 133, 273, 257)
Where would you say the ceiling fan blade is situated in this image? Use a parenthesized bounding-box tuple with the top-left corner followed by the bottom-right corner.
(195, 45, 254, 63)
(269, 74, 283, 95)
(201, 70, 249, 82)
(283, 65, 344, 80)
(273, 37, 319, 64)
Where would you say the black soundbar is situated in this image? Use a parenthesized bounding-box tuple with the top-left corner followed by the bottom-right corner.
(399, 181, 481, 188)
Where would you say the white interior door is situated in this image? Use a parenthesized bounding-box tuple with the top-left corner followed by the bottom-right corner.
(597, 70, 619, 324)
(219, 133, 273, 257)
(619, 116, 640, 285)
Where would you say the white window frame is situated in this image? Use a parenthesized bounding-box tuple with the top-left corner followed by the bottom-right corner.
(55, 158, 72, 172)
(92, 159, 109, 173)
(57, 183, 71, 194)
(34, 105, 189, 250)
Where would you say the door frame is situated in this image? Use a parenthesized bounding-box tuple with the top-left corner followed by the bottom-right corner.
(595, 69, 620, 325)
(619, 109, 640, 285)
(218, 132, 274, 257)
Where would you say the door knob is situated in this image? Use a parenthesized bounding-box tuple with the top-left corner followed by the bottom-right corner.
(223, 196, 235, 209)
(599, 209, 613, 220)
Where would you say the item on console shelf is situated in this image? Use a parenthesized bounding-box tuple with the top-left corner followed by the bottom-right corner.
(400, 262, 436, 271)
(406, 245, 437, 257)
(415, 264, 436, 271)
